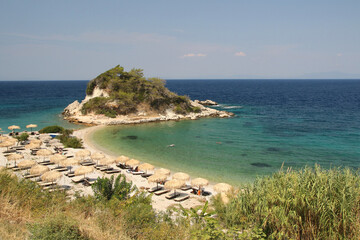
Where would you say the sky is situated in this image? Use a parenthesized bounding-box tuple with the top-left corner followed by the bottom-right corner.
(0, 0, 359, 80)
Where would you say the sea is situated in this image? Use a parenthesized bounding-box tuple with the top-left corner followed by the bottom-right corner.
(1, 80, 359, 185)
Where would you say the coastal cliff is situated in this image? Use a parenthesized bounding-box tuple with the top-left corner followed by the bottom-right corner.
(63, 65, 233, 125)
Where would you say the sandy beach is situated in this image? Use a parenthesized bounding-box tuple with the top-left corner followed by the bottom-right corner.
(0, 127, 220, 212)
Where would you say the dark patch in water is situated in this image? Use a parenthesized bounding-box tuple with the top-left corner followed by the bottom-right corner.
(203, 124, 208, 126)
(251, 162, 271, 168)
(241, 153, 247, 156)
(225, 141, 234, 144)
(122, 135, 138, 140)
(243, 122, 253, 127)
(267, 147, 281, 152)
(195, 136, 201, 138)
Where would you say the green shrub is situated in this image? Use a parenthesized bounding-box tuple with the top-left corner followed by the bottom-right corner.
(29, 215, 89, 240)
(16, 133, 29, 144)
(92, 174, 136, 201)
(192, 106, 201, 113)
(39, 126, 64, 134)
(56, 135, 82, 148)
(214, 165, 360, 239)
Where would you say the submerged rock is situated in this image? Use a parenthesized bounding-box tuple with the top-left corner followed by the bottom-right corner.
(251, 162, 272, 168)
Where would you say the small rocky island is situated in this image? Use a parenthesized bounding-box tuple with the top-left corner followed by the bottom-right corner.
(63, 65, 233, 125)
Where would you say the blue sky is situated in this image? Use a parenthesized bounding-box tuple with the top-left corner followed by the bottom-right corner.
(0, 0, 359, 80)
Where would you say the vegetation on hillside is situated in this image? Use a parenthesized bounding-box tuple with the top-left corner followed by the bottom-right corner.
(1, 165, 359, 239)
(39, 125, 83, 148)
(82, 65, 196, 117)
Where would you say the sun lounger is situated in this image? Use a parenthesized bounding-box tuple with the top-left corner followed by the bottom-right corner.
(154, 189, 171, 196)
(65, 172, 75, 178)
(38, 182, 56, 187)
(180, 185, 192, 191)
(55, 167, 68, 172)
(174, 194, 190, 202)
(81, 162, 95, 166)
(24, 174, 40, 179)
(132, 171, 145, 175)
(141, 173, 152, 178)
(99, 166, 113, 171)
(71, 176, 88, 183)
(105, 169, 121, 174)
(83, 178, 97, 186)
(165, 192, 181, 199)
(147, 186, 163, 193)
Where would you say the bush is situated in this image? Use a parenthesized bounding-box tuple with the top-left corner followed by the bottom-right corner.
(191, 106, 201, 113)
(56, 135, 82, 148)
(92, 174, 136, 201)
(214, 165, 360, 239)
(39, 126, 64, 134)
(16, 133, 29, 144)
(29, 215, 89, 240)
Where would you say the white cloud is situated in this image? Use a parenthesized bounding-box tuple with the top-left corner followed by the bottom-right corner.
(235, 51, 246, 57)
(182, 53, 207, 58)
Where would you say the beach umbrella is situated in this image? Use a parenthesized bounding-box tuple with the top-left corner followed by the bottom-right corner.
(8, 125, 20, 133)
(75, 149, 91, 161)
(41, 171, 62, 183)
(30, 164, 49, 175)
(18, 160, 36, 169)
(164, 179, 185, 195)
(92, 152, 105, 165)
(30, 139, 42, 145)
(214, 183, 233, 194)
(191, 178, 209, 189)
(99, 158, 115, 167)
(126, 159, 140, 168)
(6, 153, 24, 167)
(148, 173, 168, 188)
(26, 124, 37, 132)
(36, 148, 53, 162)
(115, 155, 130, 164)
(74, 166, 94, 177)
(50, 154, 67, 166)
(173, 172, 190, 181)
(138, 163, 154, 173)
(25, 143, 41, 149)
(60, 158, 80, 174)
(0, 136, 8, 143)
(0, 141, 15, 151)
(155, 168, 171, 176)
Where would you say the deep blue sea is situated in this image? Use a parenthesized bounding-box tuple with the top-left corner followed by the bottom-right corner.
(1, 80, 360, 184)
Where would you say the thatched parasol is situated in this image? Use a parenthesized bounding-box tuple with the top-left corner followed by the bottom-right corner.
(18, 160, 36, 169)
(74, 166, 94, 177)
(26, 124, 37, 132)
(41, 171, 62, 183)
(8, 125, 20, 132)
(25, 143, 41, 149)
(6, 153, 24, 167)
(138, 163, 154, 173)
(36, 149, 53, 156)
(155, 168, 171, 176)
(60, 158, 80, 174)
(75, 149, 91, 160)
(126, 159, 140, 168)
(115, 155, 130, 164)
(164, 179, 185, 195)
(50, 154, 67, 166)
(92, 152, 105, 160)
(99, 158, 115, 166)
(191, 178, 209, 188)
(214, 183, 233, 193)
(0, 136, 9, 143)
(30, 164, 49, 175)
(173, 172, 190, 181)
(30, 139, 42, 145)
(148, 173, 168, 188)
(0, 141, 15, 151)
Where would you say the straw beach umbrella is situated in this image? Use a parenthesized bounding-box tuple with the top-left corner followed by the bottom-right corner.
(138, 163, 154, 173)
(126, 159, 140, 168)
(30, 139, 42, 145)
(30, 164, 49, 175)
(74, 166, 94, 179)
(155, 168, 171, 176)
(0, 140, 15, 151)
(41, 171, 62, 183)
(25, 143, 41, 150)
(115, 155, 130, 164)
(99, 158, 115, 168)
(26, 124, 37, 132)
(6, 153, 24, 167)
(18, 160, 36, 169)
(214, 183, 233, 194)
(192, 178, 209, 188)
(148, 173, 168, 188)
(50, 154, 67, 167)
(75, 149, 91, 160)
(60, 158, 80, 174)
(8, 125, 20, 134)
(0, 136, 8, 143)
(173, 172, 190, 181)
(36, 149, 53, 161)
(164, 179, 185, 195)
(92, 152, 105, 165)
